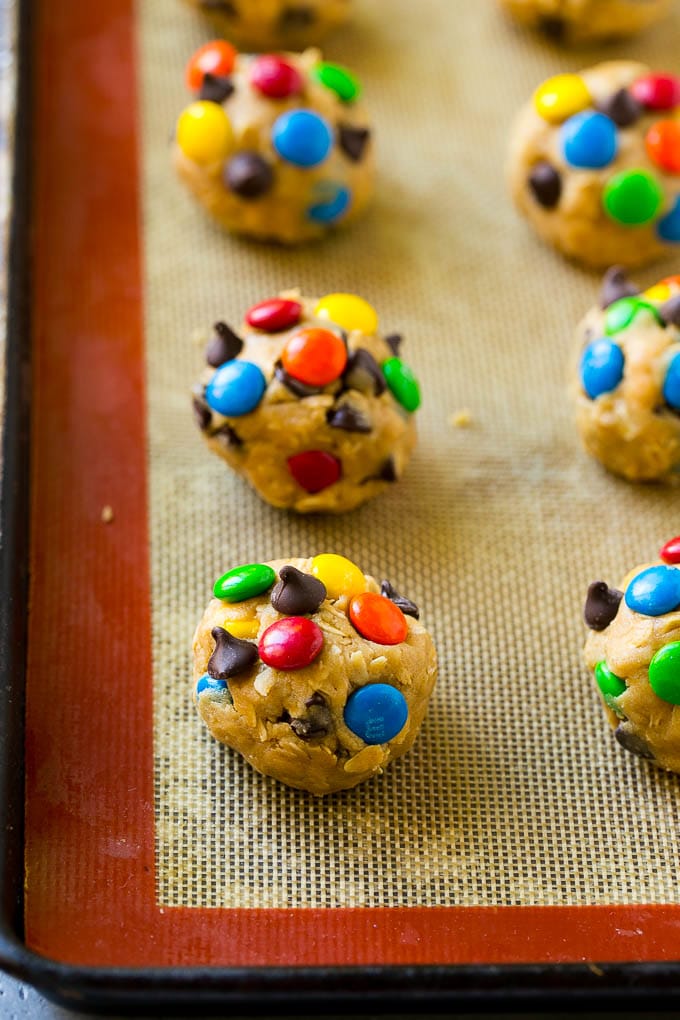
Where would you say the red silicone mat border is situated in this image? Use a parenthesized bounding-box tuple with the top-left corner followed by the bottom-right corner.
(23, 0, 680, 969)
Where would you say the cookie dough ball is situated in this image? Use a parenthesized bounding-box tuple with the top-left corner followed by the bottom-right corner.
(192, 291, 420, 513)
(192, 555, 438, 794)
(584, 538, 680, 771)
(174, 42, 373, 243)
(183, 0, 351, 51)
(509, 62, 680, 268)
(570, 266, 680, 480)
(499, 0, 670, 44)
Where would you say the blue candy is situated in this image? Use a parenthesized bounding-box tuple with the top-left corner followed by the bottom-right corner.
(625, 565, 680, 617)
(657, 196, 680, 243)
(272, 110, 333, 168)
(307, 183, 351, 223)
(205, 360, 266, 417)
(196, 673, 228, 695)
(664, 352, 680, 410)
(580, 338, 625, 399)
(561, 112, 617, 170)
(343, 683, 408, 745)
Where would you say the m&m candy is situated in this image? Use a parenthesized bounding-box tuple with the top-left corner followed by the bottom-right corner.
(630, 73, 680, 111)
(205, 360, 266, 416)
(272, 109, 333, 167)
(310, 554, 367, 600)
(533, 73, 591, 124)
(625, 565, 680, 617)
(196, 673, 230, 696)
(250, 55, 303, 99)
(602, 169, 664, 226)
(648, 642, 680, 705)
(657, 197, 680, 243)
(344, 684, 408, 744)
(594, 660, 627, 706)
(246, 297, 302, 333)
(646, 120, 680, 175)
(214, 563, 276, 602)
(315, 293, 378, 334)
(561, 111, 617, 170)
(281, 328, 347, 386)
(311, 62, 361, 103)
(223, 619, 260, 640)
(382, 357, 421, 412)
(604, 297, 661, 335)
(176, 102, 233, 165)
(287, 450, 342, 493)
(663, 351, 680, 409)
(349, 592, 408, 645)
(660, 536, 680, 565)
(258, 617, 324, 670)
(185, 40, 236, 92)
(307, 183, 352, 224)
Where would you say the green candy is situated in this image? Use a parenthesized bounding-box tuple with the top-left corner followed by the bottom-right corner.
(311, 62, 361, 103)
(604, 296, 662, 335)
(213, 562, 276, 602)
(382, 357, 421, 412)
(649, 642, 680, 705)
(602, 169, 663, 226)
(594, 659, 626, 712)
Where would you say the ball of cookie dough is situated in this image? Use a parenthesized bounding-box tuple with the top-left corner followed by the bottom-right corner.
(508, 62, 680, 268)
(498, 0, 670, 44)
(584, 538, 680, 772)
(192, 291, 420, 512)
(174, 42, 373, 243)
(183, 0, 351, 51)
(570, 266, 680, 481)
(192, 555, 438, 794)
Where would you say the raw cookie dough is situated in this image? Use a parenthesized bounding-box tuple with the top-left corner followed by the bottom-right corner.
(183, 0, 351, 52)
(570, 266, 680, 481)
(174, 42, 373, 243)
(193, 555, 438, 794)
(584, 537, 680, 772)
(508, 62, 680, 268)
(192, 291, 420, 512)
(499, 0, 670, 44)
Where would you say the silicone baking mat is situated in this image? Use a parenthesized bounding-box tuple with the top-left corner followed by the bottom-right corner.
(24, 0, 680, 969)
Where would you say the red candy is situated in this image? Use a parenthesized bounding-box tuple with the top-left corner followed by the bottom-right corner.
(287, 451, 341, 492)
(631, 73, 680, 111)
(250, 55, 303, 99)
(646, 120, 680, 174)
(185, 40, 237, 92)
(349, 592, 408, 645)
(258, 617, 323, 670)
(245, 298, 302, 333)
(282, 328, 347, 386)
(660, 536, 680, 564)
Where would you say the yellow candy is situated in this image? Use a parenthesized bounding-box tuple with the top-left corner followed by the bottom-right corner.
(314, 293, 379, 335)
(533, 74, 591, 125)
(643, 283, 671, 303)
(223, 619, 260, 639)
(176, 101, 233, 165)
(311, 554, 367, 600)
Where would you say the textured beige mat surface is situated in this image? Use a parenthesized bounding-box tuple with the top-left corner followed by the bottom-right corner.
(140, 0, 680, 908)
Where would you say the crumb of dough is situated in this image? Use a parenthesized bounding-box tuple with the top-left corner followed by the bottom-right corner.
(101, 505, 114, 523)
(450, 409, 473, 428)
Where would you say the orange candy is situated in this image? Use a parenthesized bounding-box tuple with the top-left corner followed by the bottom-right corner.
(645, 120, 680, 175)
(349, 592, 408, 645)
(281, 328, 347, 387)
(185, 40, 237, 92)
(660, 274, 680, 288)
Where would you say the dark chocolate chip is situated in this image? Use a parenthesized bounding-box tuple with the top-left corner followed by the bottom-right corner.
(207, 626, 258, 680)
(537, 15, 565, 40)
(614, 724, 656, 761)
(224, 152, 274, 200)
(528, 161, 562, 210)
(270, 565, 326, 616)
(291, 694, 332, 740)
(338, 124, 371, 163)
(206, 321, 243, 367)
(274, 360, 322, 397)
(599, 266, 639, 309)
(279, 5, 315, 28)
(377, 456, 398, 482)
(305, 691, 326, 707)
(596, 88, 642, 129)
(199, 73, 235, 104)
(214, 422, 243, 447)
(659, 294, 680, 328)
(326, 402, 372, 433)
(201, 0, 237, 14)
(584, 581, 623, 631)
(192, 395, 212, 432)
(384, 333, 402, 356)
(381, 579, 419, 619)
(344, 348, 386, 396)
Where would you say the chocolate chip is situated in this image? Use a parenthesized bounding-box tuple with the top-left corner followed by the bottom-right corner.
(338, 124, 371, 162)
(378, 456, 398, 482)
(206, 321, 243, 367)
(279, 5, 315, 28)
(224, 152, 274, 200)
(344, 348, 386, 396)
(326, 402, 372, 433)
(199, 74, 235, 104)
(270, 565, 326, 616)
(614, 724, 655, 761)
(202, 0, 237, 15)
(584, 581, 623, 631)
(537, 15, 565, 40)
(659, 294, 680, 327)
(599, 266, 639, 309)
(528, 161, 562, 209)
(192, 395, 212, 432)
(207, 626, 258, 680)
(274, 360, 322, 397)
(596, 88, 642, 129)
(291, 693, 332, 740)
(214, 422, 243, 447)
(381, 579, 419, 619)
(384, 333, 402, 356)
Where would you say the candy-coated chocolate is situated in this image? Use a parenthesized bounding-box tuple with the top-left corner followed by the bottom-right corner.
(631, 73, 680, 111)
(250, 55, 303, 99)
(646, 120, 680, 175)
(533, 73, 591, 125)
(311, 62, 361, 103)
(223, 619, 260, 639)
(176, 101, 233, 165)
(272, 109, 333, 167)
(343, 683, 408, 744)
(315, 293, 378, 334)
(625, 565, 680, 617)
(660, 275, 680, 288)
(196, 672, 230, 696)
(660, 536, 680, 565)
(604, 296, 661, 334)
(643, 283, 672, 303)
(214, 563, 276, 602)
(594, 660, 627, 702)
(349, 592, 408, 645)
(648, 642, 680, 704)
(245, 297, 302, 332)
(602, 169, 664, 226)
(657, 196, 680, 242)
(185, 40, 236, 92)
(258, 616, 324, 670)
(205, 360, 266, 417)
(311, 554, 367, 600)
(382, 357, 421, 412)
(561, 111, 617, 170)
(663, 351, 680, 410)
(281, 327, 347, 386)
(287, 450, 342, 492)
(307, 183, 351, 223)
(580, 338, 624, 399)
